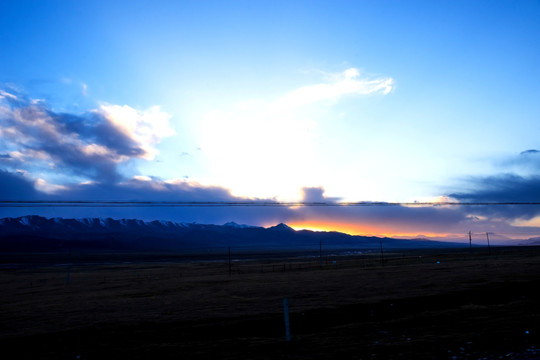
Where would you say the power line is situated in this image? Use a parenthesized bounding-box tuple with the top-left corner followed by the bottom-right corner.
(2, 200, 540, 207)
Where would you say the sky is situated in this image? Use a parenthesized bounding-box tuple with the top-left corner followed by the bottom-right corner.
(2, 0, 540, 243)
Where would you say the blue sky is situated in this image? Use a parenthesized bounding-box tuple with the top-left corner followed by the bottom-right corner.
(2, 1, 540, 242)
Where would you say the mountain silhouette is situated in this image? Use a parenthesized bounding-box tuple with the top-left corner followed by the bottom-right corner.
(0, 215, 467, 252)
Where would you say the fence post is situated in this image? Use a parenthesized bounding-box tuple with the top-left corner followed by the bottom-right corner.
(283, 298, 291, 341)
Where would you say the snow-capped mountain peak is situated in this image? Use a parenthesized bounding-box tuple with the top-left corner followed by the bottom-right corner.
(223, 221, 256, 229)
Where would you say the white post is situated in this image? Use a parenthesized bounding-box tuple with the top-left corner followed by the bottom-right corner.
(283, 298, 291, 341)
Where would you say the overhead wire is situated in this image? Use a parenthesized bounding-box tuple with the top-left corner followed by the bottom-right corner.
(1, 200, 540, 207)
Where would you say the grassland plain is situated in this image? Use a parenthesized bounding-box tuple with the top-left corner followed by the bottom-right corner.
(1, 247, 540, 359)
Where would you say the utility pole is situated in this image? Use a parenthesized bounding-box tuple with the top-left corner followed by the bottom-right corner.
(319, 240, 323, 269)
(469, 231, 472, 251)
(486, 232, 491, 255)
(379, 238, 384, 266)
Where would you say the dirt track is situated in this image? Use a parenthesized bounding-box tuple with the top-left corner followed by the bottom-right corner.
(1, 247, 540, 359)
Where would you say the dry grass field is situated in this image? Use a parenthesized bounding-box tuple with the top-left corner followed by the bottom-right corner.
(1, 247, 540, 359)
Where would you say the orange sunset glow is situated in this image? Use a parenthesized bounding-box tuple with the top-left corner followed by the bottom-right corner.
(287, 221, 451, 239)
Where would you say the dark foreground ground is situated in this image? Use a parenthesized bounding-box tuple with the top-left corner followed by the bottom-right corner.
(1, 247, 540, 359)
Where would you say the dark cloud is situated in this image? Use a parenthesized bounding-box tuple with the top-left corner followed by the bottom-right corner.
(450, 174, 540, 202)
(48, 111, 144, 158)
(0, 90, 172, 183)
(448, 174, 540, 219)
(0, 170, 43, 200)
(287, 202, 467, 232)
(301, 187, 325, 202)
(0, 169, 293, 226)
(59, 178, 295, 225)
(501, 149, 540, 170)
(520, 149, 540, 156)
(57, 178, 236, 202)
(287, 187, 481, 238)
(300, 187, 341, 203)
(1, 106, 130, 182)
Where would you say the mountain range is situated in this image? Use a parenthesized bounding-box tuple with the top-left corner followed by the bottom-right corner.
(0, 215, 469, 252)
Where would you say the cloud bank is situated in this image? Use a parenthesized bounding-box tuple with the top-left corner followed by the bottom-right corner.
(2, 170, 539, 243)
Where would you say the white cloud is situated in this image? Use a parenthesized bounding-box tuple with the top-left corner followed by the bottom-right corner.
(0, 90, 18, 101)
(8, 150, 51, 162)
(81, 143, 122, 159)
(271, 68, 393, 111)
(132, 175, 153, 181)
(97, 104, 176, 160)
(34, 178, 68, 194)
(81, 83, 88, 96)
